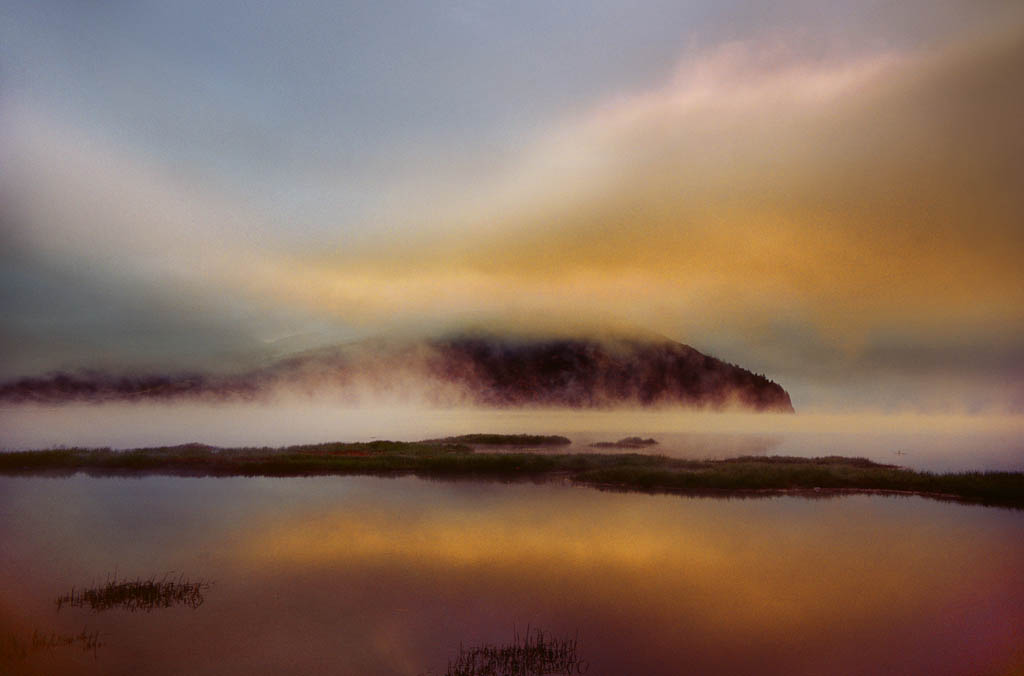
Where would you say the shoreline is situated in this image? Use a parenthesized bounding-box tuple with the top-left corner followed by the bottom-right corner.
(1, 437, 1022, 509)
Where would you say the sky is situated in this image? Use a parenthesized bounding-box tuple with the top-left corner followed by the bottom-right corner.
(1, 0, 1022, 412)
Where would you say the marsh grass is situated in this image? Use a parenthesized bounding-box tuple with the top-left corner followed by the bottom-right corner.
(446, 627, 586, 676)
(2, 439, 1022, 508)
(424, 434, 572, 446)
(56, 573, 211, 612)
(1, 628, 103, 661)
(590, 436, 658, 449)
(575, 457, 1024, 506)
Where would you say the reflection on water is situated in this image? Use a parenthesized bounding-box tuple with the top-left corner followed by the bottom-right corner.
(1, 475, 1022, 675)
(1, 628, 103, 662)
(1, 403, 1023, 471)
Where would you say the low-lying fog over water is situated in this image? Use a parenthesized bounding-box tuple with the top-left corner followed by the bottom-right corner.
(2, 403, 1022, 472)
(1, 475, 1022, 676)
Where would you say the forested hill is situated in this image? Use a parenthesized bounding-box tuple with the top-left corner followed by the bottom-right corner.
(0, 332, 794, 412)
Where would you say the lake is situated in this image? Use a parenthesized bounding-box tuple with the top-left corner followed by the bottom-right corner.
(1, 474, 1022, 675)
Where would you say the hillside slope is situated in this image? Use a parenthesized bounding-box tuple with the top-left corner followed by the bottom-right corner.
(0, 332, 794, 412)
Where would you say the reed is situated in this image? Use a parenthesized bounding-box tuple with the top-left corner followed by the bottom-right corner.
(1, 628, 103, 661)
(446, 627, 587, 676)
(55, 573, 211, 613)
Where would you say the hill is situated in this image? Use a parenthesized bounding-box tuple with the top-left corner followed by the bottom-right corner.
(0, 331, 794, 412)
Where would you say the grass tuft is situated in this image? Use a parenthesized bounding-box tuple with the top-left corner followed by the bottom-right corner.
(55, 573, 211, 613)
(445, 627, 586, 676)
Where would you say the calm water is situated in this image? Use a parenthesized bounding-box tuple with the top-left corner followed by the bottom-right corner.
(1, 475, 1022, 675)
(1, 404, 1023, 472)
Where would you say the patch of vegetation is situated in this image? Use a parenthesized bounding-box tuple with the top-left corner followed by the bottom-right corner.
(590, 437, 658, 449)
(56, 573, 211, 613)
(2, 438, 1022, 508)
(444, 627, 586, 676)
(1, 628, 103, 661)
(423, 434, 572, 446)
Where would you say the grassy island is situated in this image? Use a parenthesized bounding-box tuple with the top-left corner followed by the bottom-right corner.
(1, 436, 1021, 508)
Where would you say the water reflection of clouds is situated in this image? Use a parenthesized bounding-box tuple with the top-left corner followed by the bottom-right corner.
(2, 476, 1023, 675)
(241, 482, 1014, 638)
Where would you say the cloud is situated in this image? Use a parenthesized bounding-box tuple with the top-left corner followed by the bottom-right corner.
(2, 10, 1022, 409)
(279, 20, 1024, 343)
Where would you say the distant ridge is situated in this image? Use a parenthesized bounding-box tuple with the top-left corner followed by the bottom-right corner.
(0, 331, 794, 412)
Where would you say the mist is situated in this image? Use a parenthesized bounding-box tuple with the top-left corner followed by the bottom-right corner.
(1, 402, 1021, 473)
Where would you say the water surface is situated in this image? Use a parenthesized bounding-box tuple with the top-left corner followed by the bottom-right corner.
(1, 475, 1022, 675)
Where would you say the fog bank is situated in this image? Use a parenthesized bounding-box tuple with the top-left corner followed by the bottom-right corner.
(2, 403, 1021, 472)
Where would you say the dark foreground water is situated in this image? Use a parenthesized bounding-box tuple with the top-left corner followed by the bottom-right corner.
(1, 475, 1022, 675)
